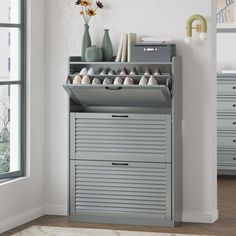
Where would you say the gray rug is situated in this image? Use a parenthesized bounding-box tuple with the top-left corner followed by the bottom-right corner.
(11, 226, 209, 236)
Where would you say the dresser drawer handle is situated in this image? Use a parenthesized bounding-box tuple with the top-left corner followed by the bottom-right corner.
(233, 140, 236, 143)
(233, 157, 236, 161)
(233, 104, 236, 107)
(233, 86, 236, 90)
(233, 122, 236, 125)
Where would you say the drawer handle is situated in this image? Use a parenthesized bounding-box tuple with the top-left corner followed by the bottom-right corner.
(233, 86, 236, 90)
(105, 86, 122, 90)
(233, 140, 236, 143)
(233, 157, 236, 161)
(112, 163, 129, 166)
(233, 122, 236, 125)
(233, 104, 236, 107)
(112, 115, 129, 118)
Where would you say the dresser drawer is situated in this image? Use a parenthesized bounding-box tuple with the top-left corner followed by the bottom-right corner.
(70, 160, 172, 223)
(70, 113, 171, 163)
(218, 81, 236, 96)
(218, 115, 236, 130)
(218, 150, 236, 165)
(217, 99, 236, 113)
(218, 132, 236, 148)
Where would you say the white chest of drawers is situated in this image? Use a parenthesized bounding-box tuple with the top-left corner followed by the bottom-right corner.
(217, 74, 236, 173)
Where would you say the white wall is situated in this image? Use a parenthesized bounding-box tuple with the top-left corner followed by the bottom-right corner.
(0, 0, 46, 233)
(217, 33, 236, 72)
(44, 0, 217, 223)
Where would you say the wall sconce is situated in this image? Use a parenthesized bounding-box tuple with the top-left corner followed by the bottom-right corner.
(184, 15, 207, 44)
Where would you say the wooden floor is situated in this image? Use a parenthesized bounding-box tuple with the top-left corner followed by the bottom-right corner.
(2, 176, 236, 236)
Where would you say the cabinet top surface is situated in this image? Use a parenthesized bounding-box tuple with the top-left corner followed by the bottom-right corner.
(69, 56, 181, 65)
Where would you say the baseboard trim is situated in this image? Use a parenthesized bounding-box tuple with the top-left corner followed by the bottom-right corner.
(0, 206, 44, 234)
(0, 206, 218, 233)
(44, 205, 67, 216)
(182, 209, 218, 223)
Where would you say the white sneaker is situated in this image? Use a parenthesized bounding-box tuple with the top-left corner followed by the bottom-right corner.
(92, 77, 101, 85)
(80, 67, 88, 76)
(148, 76, 158, 85)
(139, 76, 148, 85)
(103, 77, 113, 85)
(114, 76, 123, 85)
(73, 75, 82, 84)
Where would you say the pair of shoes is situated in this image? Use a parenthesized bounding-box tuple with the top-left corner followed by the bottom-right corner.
(73, 74, 91, 84)
(139, 76, 158, 85)
(120, 67, 138, 76)
(144, 67, 161, 76)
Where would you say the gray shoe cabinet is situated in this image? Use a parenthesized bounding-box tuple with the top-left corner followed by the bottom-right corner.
(217, 74, 236, 174)
(63, 56, 182, 226)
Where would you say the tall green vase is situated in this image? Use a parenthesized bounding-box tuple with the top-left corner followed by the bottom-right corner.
(102, 29, 113, 61)
(81, 24, 91, 61)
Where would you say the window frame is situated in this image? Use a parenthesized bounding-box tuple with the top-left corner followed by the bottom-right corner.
(0, 0, 26, 180)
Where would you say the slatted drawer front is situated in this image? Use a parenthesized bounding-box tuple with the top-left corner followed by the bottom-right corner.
(71, 160, 171, 220)
(218, 116, 236, 130)
(70, 113, 171, 162)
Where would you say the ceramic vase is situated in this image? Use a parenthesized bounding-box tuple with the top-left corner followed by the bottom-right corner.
(85, 46, 103, 62)
(102, 29, 113, 61)
(81, 24, 91, 61)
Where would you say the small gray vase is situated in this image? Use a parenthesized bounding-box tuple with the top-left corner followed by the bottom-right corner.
(85, 46, 103, 62)
(102, 29, 113, 61)
(81, 24, 91, 61)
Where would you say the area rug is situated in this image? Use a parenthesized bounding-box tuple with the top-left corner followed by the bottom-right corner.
(11, 226, 209, 236)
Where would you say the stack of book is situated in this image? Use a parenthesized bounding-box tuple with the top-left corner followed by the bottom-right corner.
(116, 33, 137, 63)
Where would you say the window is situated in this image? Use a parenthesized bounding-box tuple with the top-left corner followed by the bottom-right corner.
(0, 0, 26, 180)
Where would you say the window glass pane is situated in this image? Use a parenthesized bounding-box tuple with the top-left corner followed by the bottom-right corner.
(0, 85, 21, 175)
(0, 28, 20, 82)
(0, 0, 21, 24)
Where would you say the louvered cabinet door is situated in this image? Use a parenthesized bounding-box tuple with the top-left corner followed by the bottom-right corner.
(70, 160, 172, 225)
(70, 113, 171, 163)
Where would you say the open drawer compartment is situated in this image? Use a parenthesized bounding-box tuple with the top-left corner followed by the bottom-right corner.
(63, 84, 171, 107)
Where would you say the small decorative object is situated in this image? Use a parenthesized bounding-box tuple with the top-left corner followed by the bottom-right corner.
(121, 34, 128, 62)
(108, 70, 116, 76)
(80, 67, 88, 75)
(85, 46, 103, 62)
(217, 0, 236, 30)
(120, 67, 128, 76)
(116, 34, 125, 62)
(148, 76, 158, 86)
(184, 15, 207, 44)
(123, 77, 134, 85)
(92, 77, 101, 85)
(102, 29, 113, 61)
(144, 68, 152, 76)
(75, 0, 104, 61)
(81, 24, 91, 61)
(103, 77, 112, 85)
(127, 33, 137, 62)
(154, 68, 161, 76)
(114, 76, 123, 85)
(81, 75, 91, 84)
(130, 67, 138, 76)
(73, 75, 82, 84)
(99, 69, 107, 75)
(87, 67, 96, 75)
(139, 76, 148, 86)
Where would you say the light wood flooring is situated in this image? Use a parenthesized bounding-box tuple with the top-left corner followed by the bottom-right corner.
(2, 176, 236, 236)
